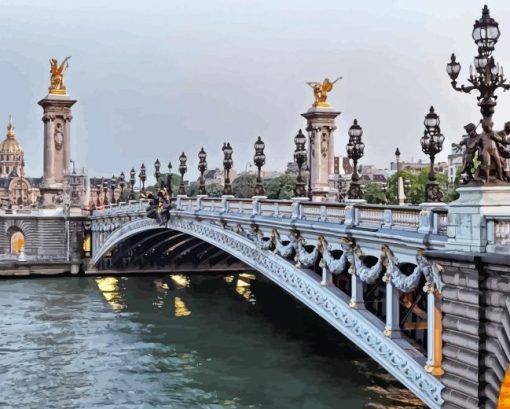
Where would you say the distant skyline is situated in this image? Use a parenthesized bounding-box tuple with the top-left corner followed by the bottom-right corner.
(1, 0, 510, 180)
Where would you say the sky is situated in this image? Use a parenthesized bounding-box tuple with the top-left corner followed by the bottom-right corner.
(1, 0, 510, 180)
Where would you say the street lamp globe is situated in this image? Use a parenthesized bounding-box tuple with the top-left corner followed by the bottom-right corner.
(424, 106, 440, 131)
(294, 129, 306, 146)
(348, 119, 363, 139)
(198, 147, 207, 162)
(446, 54, 461, 80)
(472, 5, 500, 53)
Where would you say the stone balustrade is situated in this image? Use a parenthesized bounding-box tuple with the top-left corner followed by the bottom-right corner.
(93, 197, 448, 238)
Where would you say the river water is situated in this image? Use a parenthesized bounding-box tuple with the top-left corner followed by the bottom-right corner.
(0, 273, 423, 409)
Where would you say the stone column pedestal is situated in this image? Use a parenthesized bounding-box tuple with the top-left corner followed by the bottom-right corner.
(38, 94, 76, 206)
(446, 186, 510, 252)
(301, 107, 341, 202)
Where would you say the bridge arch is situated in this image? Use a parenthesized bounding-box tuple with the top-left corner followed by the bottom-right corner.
(93, 216, 443, 407)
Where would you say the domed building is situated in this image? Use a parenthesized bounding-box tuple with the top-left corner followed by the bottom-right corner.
(0, 115, 24, 177)
(0, 116, 41, 206)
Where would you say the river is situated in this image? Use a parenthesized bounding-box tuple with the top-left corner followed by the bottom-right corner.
(0, 273, 423, 408)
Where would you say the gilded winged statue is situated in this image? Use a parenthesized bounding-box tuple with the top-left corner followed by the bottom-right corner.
(49, 56, 71, 94)
(306, 76, 342, 107)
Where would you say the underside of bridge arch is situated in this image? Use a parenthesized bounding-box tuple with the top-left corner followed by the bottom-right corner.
(96, 228, 251, 274)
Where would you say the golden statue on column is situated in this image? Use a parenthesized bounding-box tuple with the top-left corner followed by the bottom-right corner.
(48, 56, 71, 95)
(306, 76, 342, 108)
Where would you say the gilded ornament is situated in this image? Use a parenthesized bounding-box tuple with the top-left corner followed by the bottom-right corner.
(306, 76, 342, 108)
(48, 56, 71, 95)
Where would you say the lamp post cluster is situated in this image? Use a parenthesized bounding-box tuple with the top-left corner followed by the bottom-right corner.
(346, 119, 365, 200)
(293, 129, 307, 198)
(178, 152, 188, 195)
(446, 5, 508, 121)
(197, 148, 207, 195)
(420, 106, 445, 202)
(253, 136, 266, 197)
(222, 143, 234, 195)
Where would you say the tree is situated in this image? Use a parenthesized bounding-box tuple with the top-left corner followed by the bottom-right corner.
(266, 175, 297, 200)
(206, 183, 223, 197)
(386, 168, 449, 204)
(232, 174, 256, 198)
(187, 181, 198, 197)
(147, 173, 182, 195)
(363, 182, 386, 204)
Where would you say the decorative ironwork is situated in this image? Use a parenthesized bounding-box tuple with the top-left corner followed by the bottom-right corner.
(198, 147, 207, 195)
(166, 162, 173, 198)
(447, 5, 510, 184)
(222, 142, 233, 195)
(346, 119, 365, 200)
(253, 136, 266, 196)
(110, 175, 117, 204)
(154, 159, 161, 188)
(102, 177, 109, 205)
(129, 168, 136, 200)
(118, 172, 126, 202)
(293, 129, 307, 198)
(138, 163, 146, 195)
(420, 106, 445, 202)
(178, 152, 187, 196)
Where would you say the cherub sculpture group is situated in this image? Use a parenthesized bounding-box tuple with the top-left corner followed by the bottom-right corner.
(453, 118, 510, 184)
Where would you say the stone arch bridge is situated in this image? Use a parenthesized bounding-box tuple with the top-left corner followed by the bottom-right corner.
(89, 195, 510, 409)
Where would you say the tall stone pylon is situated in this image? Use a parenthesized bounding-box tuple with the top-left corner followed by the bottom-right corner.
(302, 77, 341, 201)
(38, 57, 76, 205)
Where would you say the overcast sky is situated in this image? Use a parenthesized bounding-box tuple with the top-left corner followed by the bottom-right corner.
(2, 0, 510, 179)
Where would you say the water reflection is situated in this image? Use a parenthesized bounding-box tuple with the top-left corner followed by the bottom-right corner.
(174, 296, 192, 317)
(0, 274, 425, 408)
(95, 276, 125, 312)
(171, 273, 190, 288)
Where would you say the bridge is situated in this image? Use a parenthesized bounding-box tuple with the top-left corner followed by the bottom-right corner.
(88, 193, 510, 409)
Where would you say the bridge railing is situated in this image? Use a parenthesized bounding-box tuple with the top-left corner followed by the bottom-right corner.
(92, 196, 448, 236)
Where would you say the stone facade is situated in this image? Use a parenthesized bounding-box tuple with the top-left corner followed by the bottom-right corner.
(0, 210, 85, 266)
(427, 251, 510, 408)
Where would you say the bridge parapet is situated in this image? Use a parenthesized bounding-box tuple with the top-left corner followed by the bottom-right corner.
(91, 197, 449, 258)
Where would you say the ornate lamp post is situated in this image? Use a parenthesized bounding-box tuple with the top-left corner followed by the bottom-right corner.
(96, 182, 102, 206)
(420, 106, 445, 202)
(197, 147, 207, 195)
(293, 129, 307, 198)
(166, 162, 173, 197)
(446, 5, 507, 121)
(102, 177, 109, 205)
(154, 159, 161, 188)
(129, 168, 136, 200)
(253, 136, 266, 197)
(118, 172, 126, 202)
(139, 163, 147, 195)
(178, 152, 188, 196)
(346, 119, 365, 200)
(222, 142, 234, 195)
(110, 175, 117, 204)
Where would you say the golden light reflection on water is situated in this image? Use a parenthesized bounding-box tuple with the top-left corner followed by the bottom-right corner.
(171, 274, 189, 288)
(174, 296, 191, 317)
(365, 383, 425, 408)
(95, 276, 125, 312)
(234, 273, 257, 304)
